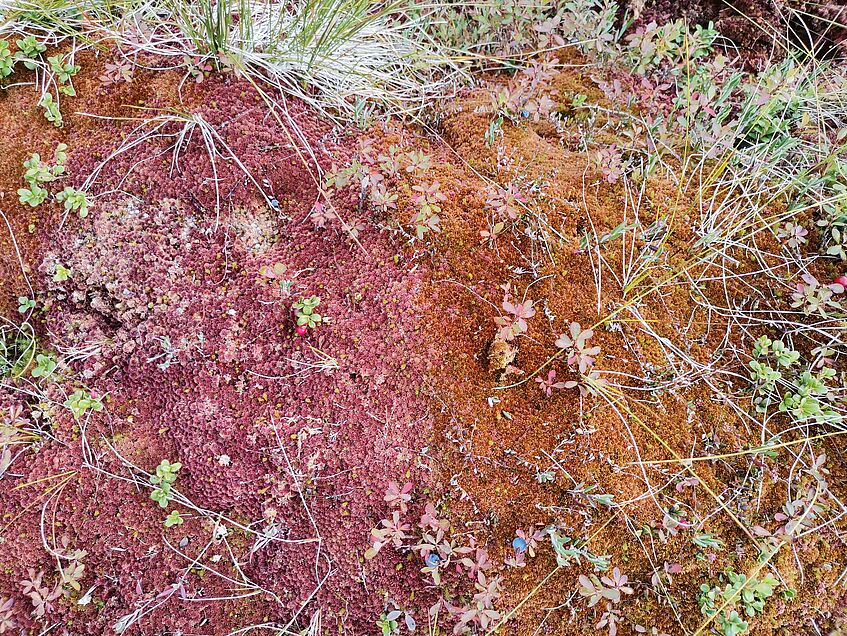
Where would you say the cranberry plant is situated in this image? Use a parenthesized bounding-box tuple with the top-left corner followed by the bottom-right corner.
(149, 459, 181, 508)
(365, 482, 505, 634)
(293, 295, 323, 330)
(494, 285, 535, 342)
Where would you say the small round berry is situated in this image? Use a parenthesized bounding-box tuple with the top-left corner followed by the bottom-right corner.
(425, 553, 441, 568)
(835, 275, 847, 288)
(512, 536, 528, 552)
(295, 325, 308, 336)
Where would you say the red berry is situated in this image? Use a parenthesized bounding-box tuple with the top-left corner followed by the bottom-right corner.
(835, 275, 847, 287)
(295, 325, 308, 336)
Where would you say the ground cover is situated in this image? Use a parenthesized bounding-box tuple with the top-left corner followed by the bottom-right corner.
(1, 2, 847, 635)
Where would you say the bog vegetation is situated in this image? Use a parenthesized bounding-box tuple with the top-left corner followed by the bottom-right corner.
(0, 1, 846, 635)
